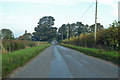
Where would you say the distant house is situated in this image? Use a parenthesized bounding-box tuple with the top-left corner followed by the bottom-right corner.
(18, 30, 32, 41)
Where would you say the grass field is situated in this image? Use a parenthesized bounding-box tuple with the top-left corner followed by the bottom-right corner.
(2, 44, 50, 78)
(61, 44, 119, 65)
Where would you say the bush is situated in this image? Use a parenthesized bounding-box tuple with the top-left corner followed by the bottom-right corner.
(63, 26, 119, 51)
(2, 39, 38, 53)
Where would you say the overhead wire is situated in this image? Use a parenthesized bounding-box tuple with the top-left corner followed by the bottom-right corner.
(80, 1, 96, 19)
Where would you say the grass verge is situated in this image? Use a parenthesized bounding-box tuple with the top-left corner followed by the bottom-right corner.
(61, 44, 119, 65)
(2, 44, 50, 78)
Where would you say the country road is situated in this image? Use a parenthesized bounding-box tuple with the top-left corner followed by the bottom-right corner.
(10, 45, 118, 78)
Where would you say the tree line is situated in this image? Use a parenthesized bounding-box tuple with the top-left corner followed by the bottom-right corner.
(62, 21, 119, 51)
(1, 16, 119, 51)
(1, 16, 103, 42)
(58, 22, 104, 41)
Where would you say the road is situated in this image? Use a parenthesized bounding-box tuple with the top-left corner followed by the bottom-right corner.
(10, 45, 118, 78)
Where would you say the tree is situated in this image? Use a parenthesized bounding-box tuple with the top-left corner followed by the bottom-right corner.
(58, 24, 67, 39)
(76, 22, 84, 35)
(59, 22, 104, 42)
(1, 29, 14, 39)
(118, 25, 120, 51)
(106, 21, 119, 50)
(58, 22, 90, 39)
(32, 16, 57, 41)
(90, 23, 104, 32)
(38, 16, 55, 28)
(83, 24, 90, 33)
(70, 23, 77, 37)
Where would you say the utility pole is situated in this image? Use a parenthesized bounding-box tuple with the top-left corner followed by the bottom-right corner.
(94, 0, 97, 43)
(67, 24, 70, 42)
(62, 33, 63, 42)
(67, 29, 69, 42)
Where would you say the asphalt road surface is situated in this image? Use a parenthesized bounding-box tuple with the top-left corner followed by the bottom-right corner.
(10, 45, 118, 78)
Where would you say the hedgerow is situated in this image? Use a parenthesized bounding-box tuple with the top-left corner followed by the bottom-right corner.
(2, 39, 48, 53)
(63, 26, 119, 51)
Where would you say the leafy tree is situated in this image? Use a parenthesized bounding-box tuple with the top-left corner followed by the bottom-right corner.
(38, 16, 55, 28)
(83, 24, 90, 33)
(1, 29, 14, 39)
(106, 21, 119, 50)
(76, 22, 84, 35)
(90, 23, 104, 32)
(118, 25, 120, 51)
(58, 22, 90, 40)
(32, 16, 57, 41)
(70, 23, 77, 37)
(58, 24, 67, 39)
(59, 22, 104, 44)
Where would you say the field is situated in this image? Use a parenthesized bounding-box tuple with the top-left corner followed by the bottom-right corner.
(2, 44, 50, 78)
(61, 44, 119, 65)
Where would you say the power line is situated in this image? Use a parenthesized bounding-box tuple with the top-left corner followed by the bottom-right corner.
(80, 1, 95, 19)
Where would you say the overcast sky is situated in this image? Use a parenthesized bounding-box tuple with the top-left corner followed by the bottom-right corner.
(0, 0, 119, 37)
(118, 1, 120, 21)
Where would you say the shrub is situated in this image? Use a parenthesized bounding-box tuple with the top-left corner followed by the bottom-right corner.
(2, 39, 42, 53)
(63, 26, 119, 51)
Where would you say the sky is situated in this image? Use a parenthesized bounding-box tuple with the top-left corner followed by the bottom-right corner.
(0, 0, 119, 37)
(118, 1, 120, 21)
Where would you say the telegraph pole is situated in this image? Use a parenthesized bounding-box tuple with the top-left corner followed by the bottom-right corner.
(67, 24, 70, 42)
(67, 28, 69, 42)
(62, 33, 63, 42)
(94, 0, 97, 43)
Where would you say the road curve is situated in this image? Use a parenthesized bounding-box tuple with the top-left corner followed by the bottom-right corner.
(10, 45, 118, 78)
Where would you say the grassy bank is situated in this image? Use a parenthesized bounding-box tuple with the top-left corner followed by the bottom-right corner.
(2, 44, 50, 78)
(61, 44, 119, 65)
